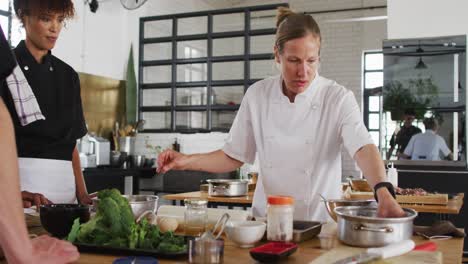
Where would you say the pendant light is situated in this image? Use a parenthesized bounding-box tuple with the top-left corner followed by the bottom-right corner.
(415, 41, 427, 69)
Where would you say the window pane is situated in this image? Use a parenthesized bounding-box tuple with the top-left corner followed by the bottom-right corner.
(144, 20, 172, 38)
(10, 16, 24, 46)
(212, 61, 243, 80)
(142, 112, 171, 129)
(143, 65, 171, 83)
(365, 72, 383, 89)
(177, 63, 207, 82)
(213, 37, 243, 56)
(177, 40, 207, 59)
(176, 111, 206, 129)
(143, 42, 172, 61)
(176, 87, 207, 106)
(0, 0, 9, 11)
(178, 16, 207, 35)
(212, 111, 237, 130)
(369, 96, 380, 112)
(142, 89, 171, 106)
(251, 35, 275, 54)
(213, 13, 244, 32)
(250, 10, 276, 30)
(369, 113, 380, 130)
(212, 86, 244, 105)
(250, 60, 277, 79)
(0, 15, 8, 39)
(369, 131, 380, 147)
(365, 53, 383, 70)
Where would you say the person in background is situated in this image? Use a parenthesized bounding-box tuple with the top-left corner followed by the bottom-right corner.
(0, 24, 79, 264)
(157, 7, 404, 222)
(1, 0, 91, 208)
(386, 109, 422, 160)
(401, 118, 452, 161)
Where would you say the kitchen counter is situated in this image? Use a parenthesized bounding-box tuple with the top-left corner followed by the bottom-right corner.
(163, 191, 465, 214)
(16, 221, 465, 264)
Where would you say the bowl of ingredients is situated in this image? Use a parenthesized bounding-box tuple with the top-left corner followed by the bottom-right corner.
(40, 204, 90, 238)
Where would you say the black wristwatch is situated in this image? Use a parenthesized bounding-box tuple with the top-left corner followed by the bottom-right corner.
(374, 182, 396, 202)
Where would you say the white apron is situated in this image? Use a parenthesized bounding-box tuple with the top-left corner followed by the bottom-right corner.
(19, 158, 76, 204)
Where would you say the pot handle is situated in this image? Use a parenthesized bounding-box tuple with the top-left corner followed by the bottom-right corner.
(353, 224, 393, 233)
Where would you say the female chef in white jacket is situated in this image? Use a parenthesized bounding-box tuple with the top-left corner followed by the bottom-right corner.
(157, 7, 404, 221)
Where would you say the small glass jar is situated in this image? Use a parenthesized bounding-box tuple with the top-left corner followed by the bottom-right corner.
(267, 195, 294, 242)
(184, 199, 208, 237)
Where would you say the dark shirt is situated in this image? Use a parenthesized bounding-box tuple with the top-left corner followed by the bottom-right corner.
(0, 25, 16, 90)
(0, 40, 87, 161)
(390, 125, 422, 153)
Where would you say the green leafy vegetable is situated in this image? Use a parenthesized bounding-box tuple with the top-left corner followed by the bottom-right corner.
(66, 188, 186, 253)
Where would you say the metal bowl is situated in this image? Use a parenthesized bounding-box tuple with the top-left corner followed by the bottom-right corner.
(92, 194, 158, 219)
(323, 199, 376, 222)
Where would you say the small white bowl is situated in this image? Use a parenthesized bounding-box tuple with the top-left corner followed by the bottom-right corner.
(225, 220, 266, 248)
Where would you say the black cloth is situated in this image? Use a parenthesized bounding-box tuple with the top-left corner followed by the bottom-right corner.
(0, 25, 16, 94)
(0, 40, 87, 161)
(390, 125, 422, 153)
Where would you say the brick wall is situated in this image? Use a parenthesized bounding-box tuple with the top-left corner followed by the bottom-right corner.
(135, 0, 387, 180)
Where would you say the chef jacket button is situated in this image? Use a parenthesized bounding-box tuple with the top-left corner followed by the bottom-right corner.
(24, 66, 29, 71)
(311, 104, 317, 110)
(49, 67, 54, 72)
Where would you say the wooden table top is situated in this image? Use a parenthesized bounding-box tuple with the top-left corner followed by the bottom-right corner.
(163, 191, 464, 214)
(40, 230, 467, 264)
(163, 191, 255, 204)
(4, 217, 463, 264)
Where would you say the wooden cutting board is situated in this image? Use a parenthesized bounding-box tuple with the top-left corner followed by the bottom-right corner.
(310, 246, 442, 264)
(345, 191, 449, 205)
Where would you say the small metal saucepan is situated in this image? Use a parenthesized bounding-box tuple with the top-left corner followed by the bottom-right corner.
(334, 206, 417, 247)
(206, 179, 249, 197)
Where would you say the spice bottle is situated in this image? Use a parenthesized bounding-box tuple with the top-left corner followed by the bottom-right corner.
(267, 195, 294, 242)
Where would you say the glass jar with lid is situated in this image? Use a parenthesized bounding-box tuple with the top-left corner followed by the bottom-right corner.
(267, 195, 294, 241)
(184, 199, 208, 236)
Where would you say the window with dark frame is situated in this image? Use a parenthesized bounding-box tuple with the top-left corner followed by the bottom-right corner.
(363, 51, 383, 149)
(138, 3, 288, 133)
(0, 0, 12, 43)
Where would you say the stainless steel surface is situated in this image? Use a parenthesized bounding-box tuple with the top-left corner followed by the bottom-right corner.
(130, 155, 146, 168)
(292, 221, 322, 243)
(92, 194, 158, 219)
(207, 179, 249, 197)
(322, 199, 376, 222)
(334, 206, 417, 247)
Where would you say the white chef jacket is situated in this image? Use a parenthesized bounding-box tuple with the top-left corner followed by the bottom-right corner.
(222, 74, 374, 222)
(403, 130, 451, 160)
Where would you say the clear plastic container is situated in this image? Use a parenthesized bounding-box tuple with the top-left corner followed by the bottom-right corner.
(267, 196, 294, 242)
(184, 199, 208, 237)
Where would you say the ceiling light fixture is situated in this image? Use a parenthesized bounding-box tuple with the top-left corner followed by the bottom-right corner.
(415, 41, 428, 69)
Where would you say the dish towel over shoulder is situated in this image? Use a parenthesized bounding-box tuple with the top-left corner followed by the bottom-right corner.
(5, 65, 45, 126)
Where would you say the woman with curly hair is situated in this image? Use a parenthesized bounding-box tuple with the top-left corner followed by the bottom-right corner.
(1, 0, 91, 208)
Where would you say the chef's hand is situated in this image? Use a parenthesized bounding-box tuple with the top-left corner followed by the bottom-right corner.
(157, 149, 191, 173)
(24, 235, 79, 264)
(22, 191, 52, 210)
(376, 188, 405, 218)
(77, 192, 93, 205)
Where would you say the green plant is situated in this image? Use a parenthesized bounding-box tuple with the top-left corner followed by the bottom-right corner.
(383, 77, 439, 120)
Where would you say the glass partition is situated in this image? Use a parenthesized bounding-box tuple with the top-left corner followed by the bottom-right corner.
(382, 35, 466, 164)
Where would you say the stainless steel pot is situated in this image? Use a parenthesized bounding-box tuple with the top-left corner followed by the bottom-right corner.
(207, 179, 249, 197)
(92, 194, 158, 219)
(334, 206, 417, 247)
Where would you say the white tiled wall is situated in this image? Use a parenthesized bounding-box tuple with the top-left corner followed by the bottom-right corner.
(136, 0, 387, 180)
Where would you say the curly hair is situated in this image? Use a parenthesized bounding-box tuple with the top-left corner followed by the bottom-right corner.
(14, 0, 75, 22)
